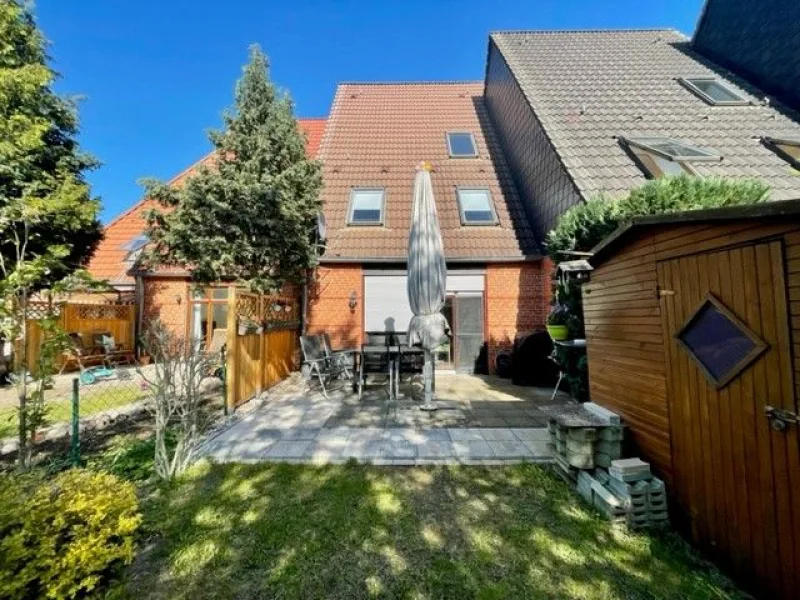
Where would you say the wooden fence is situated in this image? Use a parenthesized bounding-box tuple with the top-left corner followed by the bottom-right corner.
(225, 289, 300, 409)
(24, 302, 136, 373)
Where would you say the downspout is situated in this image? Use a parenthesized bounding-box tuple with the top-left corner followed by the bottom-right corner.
(135, 274, 145, 358)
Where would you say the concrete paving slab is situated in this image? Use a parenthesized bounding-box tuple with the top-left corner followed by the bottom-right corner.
(267, 440, 313, 459)
(481, 429, 518, 442)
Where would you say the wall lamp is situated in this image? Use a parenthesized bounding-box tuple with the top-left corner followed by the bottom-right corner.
(348, 290, 358, 311)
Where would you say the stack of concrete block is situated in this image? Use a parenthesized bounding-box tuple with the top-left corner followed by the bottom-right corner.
(547, 402, 625, 481)
(580, 459, 668, 529)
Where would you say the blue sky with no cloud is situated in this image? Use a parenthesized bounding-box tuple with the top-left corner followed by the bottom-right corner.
(37, 0, 704, 222)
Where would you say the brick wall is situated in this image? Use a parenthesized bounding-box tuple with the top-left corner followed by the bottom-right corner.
(306, 264, 363, 347)
(306, 261, 553, 374)
(485, 260, 552, 371)
(142, 277, 189, 338)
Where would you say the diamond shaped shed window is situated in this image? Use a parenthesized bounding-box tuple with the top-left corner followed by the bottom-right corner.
(676, 294, 768, 389)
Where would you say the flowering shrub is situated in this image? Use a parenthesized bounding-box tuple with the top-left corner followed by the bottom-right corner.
(0, 469, 141, 599)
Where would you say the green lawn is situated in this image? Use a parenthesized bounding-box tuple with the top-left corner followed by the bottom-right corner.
(121, 462, 744, 600)
(0, 384, 146, 439)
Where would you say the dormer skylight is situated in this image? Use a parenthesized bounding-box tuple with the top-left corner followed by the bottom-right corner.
(447, 132, 478, 158)
(348, 188, 385, 225)
(622, 137, 721, 179)
(763, 136, 800, 169)
(121, 235, 148, 252)
(121, 234, 148, 262)
(679, 77, 748, 106)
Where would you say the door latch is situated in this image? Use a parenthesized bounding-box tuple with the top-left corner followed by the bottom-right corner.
(765, 406, 800, 431)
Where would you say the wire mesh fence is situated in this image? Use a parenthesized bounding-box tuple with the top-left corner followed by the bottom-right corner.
(0, 362, 225, 465)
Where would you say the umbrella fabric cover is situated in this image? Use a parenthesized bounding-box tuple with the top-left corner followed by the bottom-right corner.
(407, 163, 451, 350)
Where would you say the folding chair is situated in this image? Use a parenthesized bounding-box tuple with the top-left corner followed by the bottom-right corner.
(300, 335, 350, 399)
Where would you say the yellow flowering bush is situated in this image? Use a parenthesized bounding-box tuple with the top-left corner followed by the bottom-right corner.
(0, 469, 141, 599)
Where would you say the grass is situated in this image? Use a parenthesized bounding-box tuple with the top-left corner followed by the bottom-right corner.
(118, 462, 745, 600)
(0, 384, 146, 439)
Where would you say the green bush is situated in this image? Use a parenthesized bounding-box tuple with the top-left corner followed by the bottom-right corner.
(0, 469, 141, 599)
(546, 175, 770, 256)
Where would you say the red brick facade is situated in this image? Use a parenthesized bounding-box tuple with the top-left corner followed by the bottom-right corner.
(142, 277, 189, 339)
(485, 260, 553, 371)
(306, 264, 364, 348)
(307, 261, 553, 374)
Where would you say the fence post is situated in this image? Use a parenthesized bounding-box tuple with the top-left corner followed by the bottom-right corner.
(70, 377, 80, 467)
(225, 286, 237, 412)
(220, 346, 228, 416)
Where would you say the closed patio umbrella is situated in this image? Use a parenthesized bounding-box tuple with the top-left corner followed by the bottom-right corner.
(407, 162, 450, 410)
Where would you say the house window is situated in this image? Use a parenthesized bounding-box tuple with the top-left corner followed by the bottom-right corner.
(446, 132, 478, 158)
(622, 137, 720, 179)
(189, 287, 229, 350)
(348, 188, 385, 225)
(121, 234, 148, 262)
(763, 137, 800, 169)
(456, 188, 497, 225)
(679, 77, 748, 106)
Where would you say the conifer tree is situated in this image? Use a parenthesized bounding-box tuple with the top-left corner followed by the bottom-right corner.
(143, 45, 323, 293)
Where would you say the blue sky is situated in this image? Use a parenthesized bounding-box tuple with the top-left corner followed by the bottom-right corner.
(37, 0, 704, 223)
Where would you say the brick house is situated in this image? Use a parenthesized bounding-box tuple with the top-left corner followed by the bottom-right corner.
(86, 118, 326, 345)
(305, 83, 551, 374)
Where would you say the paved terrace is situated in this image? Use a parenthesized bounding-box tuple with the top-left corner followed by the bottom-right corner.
(197, 373, 571, 465)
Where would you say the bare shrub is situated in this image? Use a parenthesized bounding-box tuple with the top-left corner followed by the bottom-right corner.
(137, 320, 213, 480)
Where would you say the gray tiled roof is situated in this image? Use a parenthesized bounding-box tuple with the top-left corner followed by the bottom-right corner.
(491, 29, 800, 201)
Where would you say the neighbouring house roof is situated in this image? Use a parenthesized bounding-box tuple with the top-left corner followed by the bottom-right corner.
(87, 118, 326, 286)
(489, 29, 800, 201)
(692, 0, 800, 112)
(317, 82, 539, 262)
(590, 197, 800, 265)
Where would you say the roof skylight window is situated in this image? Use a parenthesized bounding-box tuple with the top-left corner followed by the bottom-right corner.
(348, 188, 385, 225)
(622, 137, 720, 179)
(457, 188, 497, 225)
(447, 132, 478, 158)
(679, 77, 748, 106)
(763, 137, 800, 169)
(120, 235, 148, 252)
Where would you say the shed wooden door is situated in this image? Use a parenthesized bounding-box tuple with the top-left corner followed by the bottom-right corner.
(657, 240, 800, 599)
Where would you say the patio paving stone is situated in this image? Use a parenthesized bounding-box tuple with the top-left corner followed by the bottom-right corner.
(267, 440, 313, 459)
(343, 439, 383, 459)
(487, 441, 532, 458)
(281, 428, 320, 441)
(418, 429, 450, 442)
(481, 429, 518, 441)
(448, 428, 485, 442)
(381, 441, 417, 459)
(305, 439, 347, 462)
(417, 441, 455, 459)
(452, 440, 495, 459)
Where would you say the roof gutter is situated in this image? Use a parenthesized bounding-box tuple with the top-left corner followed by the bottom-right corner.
(319, 254, 543, 264)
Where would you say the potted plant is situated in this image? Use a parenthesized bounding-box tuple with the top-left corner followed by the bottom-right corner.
(546, 303, 570, 341)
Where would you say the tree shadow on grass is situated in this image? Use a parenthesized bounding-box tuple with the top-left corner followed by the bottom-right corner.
(122, 462, 745, 600)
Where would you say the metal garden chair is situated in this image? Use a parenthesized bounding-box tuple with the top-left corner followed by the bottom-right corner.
(300, 335, 351, 398)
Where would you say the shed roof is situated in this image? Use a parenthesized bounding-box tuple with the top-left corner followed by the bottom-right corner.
(489, 29, 800, 201)
(590, 198, 800, 265)
(317, 82, 538, 262)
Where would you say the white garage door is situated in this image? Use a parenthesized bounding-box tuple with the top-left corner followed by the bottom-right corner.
(363, 273, 484, 333)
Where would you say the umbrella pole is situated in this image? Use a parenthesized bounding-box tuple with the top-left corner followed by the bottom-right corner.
(420, 349, 437, 411)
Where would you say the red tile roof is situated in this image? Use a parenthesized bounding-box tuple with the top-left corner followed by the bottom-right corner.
(317, 82, 537, 261)
(87, 118, 326, 285)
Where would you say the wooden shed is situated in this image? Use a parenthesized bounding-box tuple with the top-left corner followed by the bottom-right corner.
(583, 199, 800, 599)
